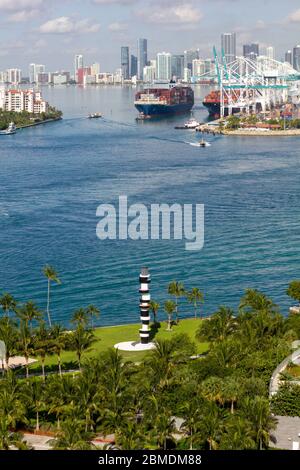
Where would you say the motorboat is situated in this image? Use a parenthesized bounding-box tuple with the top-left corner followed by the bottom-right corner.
(0, 122, 17, 135)
(88, 113, 102, 119)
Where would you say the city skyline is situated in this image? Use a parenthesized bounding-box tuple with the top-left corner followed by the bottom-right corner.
(1, 1, 300, 71)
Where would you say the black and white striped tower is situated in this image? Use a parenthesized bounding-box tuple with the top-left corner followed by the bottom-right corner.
(139, 267, 151, 344)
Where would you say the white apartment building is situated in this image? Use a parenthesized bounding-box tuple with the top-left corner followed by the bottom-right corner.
(156, 52, 172, 81)
(0, 89, 48, 114)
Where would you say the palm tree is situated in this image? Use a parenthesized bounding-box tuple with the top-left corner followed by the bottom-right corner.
(219, 417, 255, 450)
(0, 293, 17, 319)
(196, 306, 235, 343)
(168, 281, 185, 324)
(49, 419, 95, 450)
(42, 265, 61, 328)
(0, 415, 29, 450)
(0, 318, 18, 369)
(149, 396, 175, 450)
(24, 379, 46, 432)
(198, 401, 227, 450)
(222, 377, 240, 414)
(33, 321, 53, 380)
(68, 325, 95, 370)
(180, 398, 203, 450)
(71, 308, 89, 328)
(164, 300, 176, 331)
(17, 322, 34, 380)
(186, 288, 204, 319)
(86, 305, 100, 329)
(17, 301, 42, 333)
(149, 300, 160, 325)
(241, 396, 277, 450)
(50, 324, 67, 377)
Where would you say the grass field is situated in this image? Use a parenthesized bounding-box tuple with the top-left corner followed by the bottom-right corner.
(30, 318, 208, 372)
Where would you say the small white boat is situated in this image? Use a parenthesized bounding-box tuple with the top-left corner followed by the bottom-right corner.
(189, 139, 211, 148)
(0, 122, 16, 135)
(184, 119, 200, 129)
(88, 112, 102, 119)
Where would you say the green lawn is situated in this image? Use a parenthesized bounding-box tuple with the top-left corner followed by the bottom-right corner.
(30, 318, 208, 372)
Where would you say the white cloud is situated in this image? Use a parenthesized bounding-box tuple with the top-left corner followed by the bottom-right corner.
(7, 9, 39, 22)
(39, 17, 100, 34)
(108, 22, 128, 31)
(137, 4, 202, 25)
(288, 9, 300, 23)
(0, 0, 43, 10)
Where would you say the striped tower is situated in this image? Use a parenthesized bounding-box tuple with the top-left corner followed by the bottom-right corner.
(139, 267, 151, 344)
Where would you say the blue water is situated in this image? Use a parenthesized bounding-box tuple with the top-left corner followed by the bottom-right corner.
(0, 85, 300, 327)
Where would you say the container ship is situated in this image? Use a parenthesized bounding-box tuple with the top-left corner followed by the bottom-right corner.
(135, 84, 194, 117)
(203, 90, 240, 118)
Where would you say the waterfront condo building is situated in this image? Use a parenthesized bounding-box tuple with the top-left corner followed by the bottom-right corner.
(156, 52, 172, 81)
(221, 32, 236, 63)
(137, 38, 147, 80)
(0, 89, 48, 114)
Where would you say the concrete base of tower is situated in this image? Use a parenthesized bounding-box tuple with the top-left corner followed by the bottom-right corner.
(114, 341, 156, 352)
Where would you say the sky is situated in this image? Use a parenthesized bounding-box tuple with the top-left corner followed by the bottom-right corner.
(0, 0, 300, 73)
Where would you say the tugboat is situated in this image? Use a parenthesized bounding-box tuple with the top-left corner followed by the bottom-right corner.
(184, 118, 200, 129)
(88, 112, 102, 119)
(0, 122, 17, 135)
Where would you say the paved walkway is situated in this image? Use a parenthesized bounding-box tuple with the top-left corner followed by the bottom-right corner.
(269, 348, 300, 397)
(271, 416, 300, 450)
(23, 433, 115, 450)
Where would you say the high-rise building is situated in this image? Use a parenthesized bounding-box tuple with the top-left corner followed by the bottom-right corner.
(171, 55, 184, 80)
(293, 45, 300, 71)
(184, 49, 199, 72)
(221, 33, 236, 63)
(143, 60, 156, 83)
(285, 50, 293, 65)
(130, 55, 137, 77)
(74, 54, 83, 81)
(266, 46, 275, 60)
(156, 52, 172, 81)
(137, 38, 147, 80)
(243, 43, 259, 60)
(6, 69, 22, 85)
(192, 59, 205, 79)
(121, 46, 130, 80)
(29, 64, 45, 83)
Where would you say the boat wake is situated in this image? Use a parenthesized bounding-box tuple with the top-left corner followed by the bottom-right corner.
(188, 142, 211, 147)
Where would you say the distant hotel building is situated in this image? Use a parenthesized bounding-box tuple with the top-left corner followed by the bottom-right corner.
(0, 88, 48, 114)
(266, 46, 275, 61)
(74, 54, 84, 81)
(156, 52, 172, 81)
(121, 46, 130, 79)
(293, 45, 300, 71)
(184, 49, 199, 72)
(0, 69, 22, 85)
(137, 38, 147, 80)
(221, 32, 236, 63)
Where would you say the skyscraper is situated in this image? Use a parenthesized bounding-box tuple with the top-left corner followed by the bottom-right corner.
(156, 52, 172, 81)
(130, 55, 137, 77)
(137, 38, 147, 80)
(184, 49, 199, 72)
(171, 55, 184, 80)
(293, 45, 300, 71)
(221, 33, 236, 63)
(74, 54, 83, 81)
(285, 50, 292, 65)
(29, 64, 45, 83)
(266, 46, 275, 60)
(243, 43, 259, 60)
(121, 46, 130, 80)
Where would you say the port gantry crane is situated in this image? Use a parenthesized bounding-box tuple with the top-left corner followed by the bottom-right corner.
(195, 48, 300, 118)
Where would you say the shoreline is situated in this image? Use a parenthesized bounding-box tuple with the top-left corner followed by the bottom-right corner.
(17, 117, 62, 130)
(223, 129, 300, 137)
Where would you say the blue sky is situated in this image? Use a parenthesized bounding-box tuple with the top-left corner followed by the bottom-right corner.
(0, 0, 300, 73)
